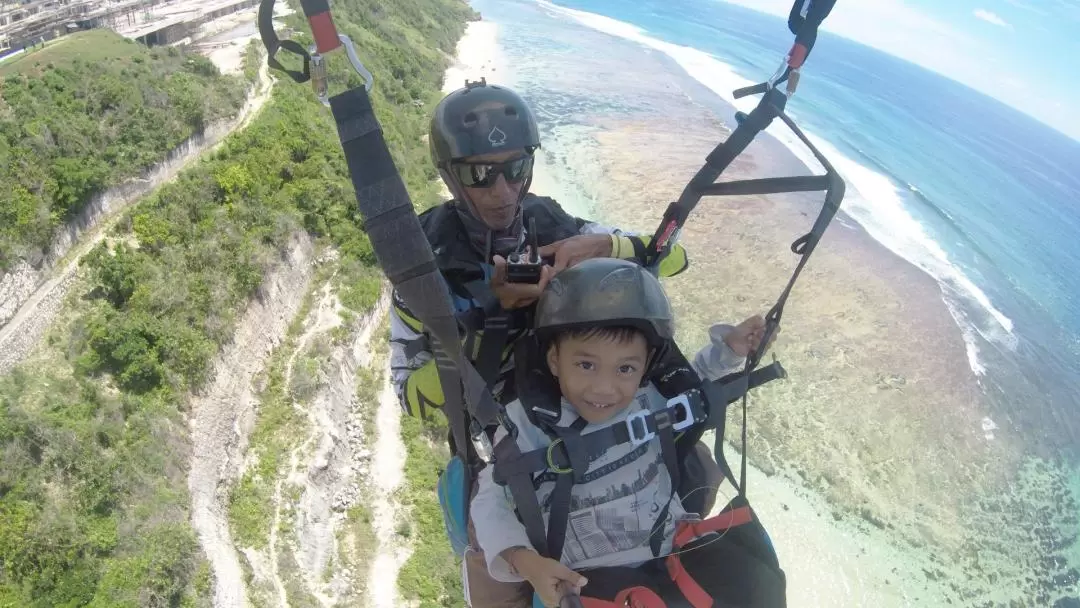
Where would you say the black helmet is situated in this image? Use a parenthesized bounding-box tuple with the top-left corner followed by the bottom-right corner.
(429, 78, 541, 166)
(535, 258, 675, 348)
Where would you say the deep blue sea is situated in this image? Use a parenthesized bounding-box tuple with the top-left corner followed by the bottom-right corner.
(472, 0, 1080, 460)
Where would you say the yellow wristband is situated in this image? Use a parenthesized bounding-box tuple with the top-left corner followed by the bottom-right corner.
(614, 235, 637, 260)
(610, 233, 620, 258)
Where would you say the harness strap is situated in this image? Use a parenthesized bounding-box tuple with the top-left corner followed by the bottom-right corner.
(672, 505, 754, 549)
(493, 363, 783, 484)
(545, 417, 590, 561)
(703, 361, 787, 495)
(326, 84, 509, 537)
(492, 392, 703, 486)
(493, 431, 550, 557)
(460, 279, 512, 385)
(648, 410, 680, 557)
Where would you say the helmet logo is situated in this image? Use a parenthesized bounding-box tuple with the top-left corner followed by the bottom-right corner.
(488, 125, 507, 147)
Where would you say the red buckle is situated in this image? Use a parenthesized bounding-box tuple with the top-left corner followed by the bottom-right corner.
(657, 219, 679, 251)
(787, 42, 809, 69)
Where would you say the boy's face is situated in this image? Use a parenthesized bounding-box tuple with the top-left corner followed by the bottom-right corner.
(546, 331, 649, 424)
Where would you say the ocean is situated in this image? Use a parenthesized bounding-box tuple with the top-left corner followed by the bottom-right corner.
(462, 0, 1080, 604)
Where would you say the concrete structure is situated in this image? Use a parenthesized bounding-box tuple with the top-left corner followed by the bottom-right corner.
(1, 0, 257, 55)
(120, 0, 257, 46)
(1, 0, 93, 53)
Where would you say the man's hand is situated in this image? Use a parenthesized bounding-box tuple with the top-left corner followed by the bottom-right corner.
(490, 254, 554, 310)
(503, 548, 588, 607)
(724, 314, 780, 357)
(538, 234, 614, 273)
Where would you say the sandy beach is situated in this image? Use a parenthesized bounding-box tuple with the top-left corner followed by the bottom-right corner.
(442, 20, 506, 94)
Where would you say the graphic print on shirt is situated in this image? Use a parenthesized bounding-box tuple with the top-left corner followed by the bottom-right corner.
(538, 440, 674, 563)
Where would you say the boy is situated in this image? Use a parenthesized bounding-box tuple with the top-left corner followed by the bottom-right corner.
(467, 258, 776, 607)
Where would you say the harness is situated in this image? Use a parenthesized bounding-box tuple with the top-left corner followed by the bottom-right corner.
(491, 337, 786, 566)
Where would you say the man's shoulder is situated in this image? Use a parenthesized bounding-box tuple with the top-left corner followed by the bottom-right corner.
(418, 199, 455, 225)
(520, 192, 560, 211)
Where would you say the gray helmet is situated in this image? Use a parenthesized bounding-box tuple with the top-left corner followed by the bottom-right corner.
(430, 78, 541, 165)
(535, 258, 675, 347)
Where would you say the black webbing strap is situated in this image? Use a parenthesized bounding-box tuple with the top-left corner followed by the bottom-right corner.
(544, 417, 590, 562)
(493, 432, 550, 557)
(461, 279, 513, 386)
(648, 410, 680, 557)
(326, 85, 507, 532)
(703, 361, 788, 497)
(642, 84, 845, 376)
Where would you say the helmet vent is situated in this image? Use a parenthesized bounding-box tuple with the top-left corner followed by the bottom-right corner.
(505, 106, 518, 117)
(463, 112, 478, 127)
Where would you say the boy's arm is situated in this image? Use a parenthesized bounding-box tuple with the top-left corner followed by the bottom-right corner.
(471, 423, 536, 583)
(690, 323, 747, 381)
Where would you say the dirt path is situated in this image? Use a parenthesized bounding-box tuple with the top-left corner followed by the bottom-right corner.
(367, 367, 411, 608)
(266, 279, 344, 607)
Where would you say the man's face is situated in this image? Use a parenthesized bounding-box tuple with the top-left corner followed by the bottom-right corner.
(452, 149, 533, 230)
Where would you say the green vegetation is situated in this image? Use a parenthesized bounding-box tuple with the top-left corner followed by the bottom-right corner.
(398, 414, 462, 607)
(0, 29, 254, 271)
(0, 0, 474, 602)
(0, 367, 200, 607)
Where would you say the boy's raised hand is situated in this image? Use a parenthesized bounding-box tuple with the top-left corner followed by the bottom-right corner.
(724, 314, 780, 357)
(505, 548, 588, 607)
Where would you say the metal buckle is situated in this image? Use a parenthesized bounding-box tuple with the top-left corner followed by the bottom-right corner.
(470, 424, 494, 464)
(625, 410, 656, 446)
(667, 394, 695, 432)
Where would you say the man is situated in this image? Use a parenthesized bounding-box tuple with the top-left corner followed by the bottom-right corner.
(389, 78, 689, 424)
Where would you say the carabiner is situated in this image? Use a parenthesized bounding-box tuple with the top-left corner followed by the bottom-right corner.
(339, 34, 373, 92)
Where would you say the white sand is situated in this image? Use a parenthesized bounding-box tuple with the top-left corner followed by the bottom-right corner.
(442, 21, 507, 94)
